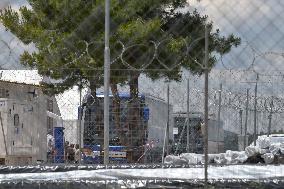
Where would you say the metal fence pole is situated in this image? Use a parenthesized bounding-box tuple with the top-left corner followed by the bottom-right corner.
(239, 109, 243, 135)
(166, 83, 170, 156)
(162, 123, 167, 163)
(204, 25, 209, 185)
(186, 78, 190, 153)
(162, 83, 170, 163)
(268, 113, 272, 137)
(267, 97, 273, 137)
(217, 83, 222, 153)
(253, 74, 259, 146)
(244, 89, 249, 150)
(78, 85, 82, 164)
(104, 0, 110, 165)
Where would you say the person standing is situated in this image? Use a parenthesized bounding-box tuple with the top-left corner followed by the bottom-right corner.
(74, 144, 81, 164)
(67, 144, 75, 163)
(47, 138, 54, 163)
(64, 141, 70, 162)
(47, 134, 55, 163)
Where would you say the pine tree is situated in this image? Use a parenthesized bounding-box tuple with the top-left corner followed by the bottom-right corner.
(0, 0, 240, 162)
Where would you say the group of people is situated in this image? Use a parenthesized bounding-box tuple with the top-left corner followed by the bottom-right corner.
(47, 135, 82, 164)
(65, 141, 81, 163)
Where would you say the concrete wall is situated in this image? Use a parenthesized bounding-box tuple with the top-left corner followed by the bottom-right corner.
(0, 81, 60, 164)
(146, 96, 173, 147)
(0, 100, 7, 158)
(0, 98, 46, 163)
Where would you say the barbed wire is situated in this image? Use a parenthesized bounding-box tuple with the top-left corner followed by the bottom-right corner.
(1, 0, 284, 168)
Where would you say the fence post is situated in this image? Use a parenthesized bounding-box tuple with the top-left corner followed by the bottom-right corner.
(204, 25, 209, 185)
(162, 83, 170, 163)
(253, 74, 259, 146)
(166, 83, 170, 156)
(186, 78, 190, 153)
(267, 97, 273, 136)
(78, 85, 82, 164)
(244, 89, 249, 150)
(104, 0, 110, 165)
(239, 109, 243, 135)
(217, 83, 222, 153)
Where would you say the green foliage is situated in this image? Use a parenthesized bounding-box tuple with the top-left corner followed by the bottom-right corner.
(0, 0, 240, 94)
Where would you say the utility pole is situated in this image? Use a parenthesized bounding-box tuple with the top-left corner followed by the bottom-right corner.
(253, 74, 259, 146)
(186, 79, 190, 153)
(244, 89, 249, 150)
(217, 83, 222, 153)
(204, 25, 209, 185)
(104, 0, 110, 165)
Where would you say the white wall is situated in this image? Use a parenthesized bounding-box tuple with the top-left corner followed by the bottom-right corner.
(0, 82, 60, 163)
(0, 100, 8, 158)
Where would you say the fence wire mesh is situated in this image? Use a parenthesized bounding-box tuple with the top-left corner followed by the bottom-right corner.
(0, 0, 284, 185)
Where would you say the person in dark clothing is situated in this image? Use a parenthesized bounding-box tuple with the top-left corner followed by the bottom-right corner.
(67, 144, 75, 163)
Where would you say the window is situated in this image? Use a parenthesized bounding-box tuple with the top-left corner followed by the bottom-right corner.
(47, 98, 54, 135)
(14, 114, 19, 126)
(0, 88, 8, 98)
(47, 99, 53, 112)
(47, 117, 53, 135)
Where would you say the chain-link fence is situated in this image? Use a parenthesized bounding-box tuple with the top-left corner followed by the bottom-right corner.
(0, 0, 284, 186)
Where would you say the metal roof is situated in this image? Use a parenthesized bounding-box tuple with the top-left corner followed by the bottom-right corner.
(0, 70, 42, 86)
(95, 92, 145, 98)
